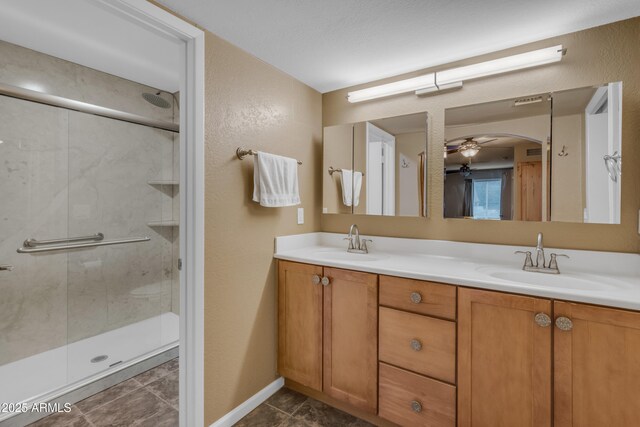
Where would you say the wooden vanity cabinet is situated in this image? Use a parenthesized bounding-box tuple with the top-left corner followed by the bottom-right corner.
(554, 301, 640, 427)
(458, 288, 552, 427)
(277, 261, 378, 413)
(280, 260, 640, 427)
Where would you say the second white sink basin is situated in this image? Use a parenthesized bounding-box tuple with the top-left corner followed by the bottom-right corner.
(314, 250, 388, 263)
(479, 267, 632, 291)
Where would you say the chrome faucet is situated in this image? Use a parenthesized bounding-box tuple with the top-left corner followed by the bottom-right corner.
(515, 232, 569, 274)
(345, 224, 372, 254)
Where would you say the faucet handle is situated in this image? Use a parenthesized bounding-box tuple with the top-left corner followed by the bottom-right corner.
(343, 236, 354, 249)
(361, 239, 372, 253)
(515, 250, 534, 268)
(549, 253, 569, 271)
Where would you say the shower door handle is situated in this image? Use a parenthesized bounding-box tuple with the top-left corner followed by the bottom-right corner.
(0, 265, 14, 272)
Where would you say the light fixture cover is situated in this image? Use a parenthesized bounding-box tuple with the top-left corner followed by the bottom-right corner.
(436, 45, 564, 85)
(347, 73, 435, 103)
(347, 45, 563, 103)
(460, 147, 480, 157)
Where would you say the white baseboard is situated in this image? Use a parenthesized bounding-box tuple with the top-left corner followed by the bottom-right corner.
(209, 377, 285, 427)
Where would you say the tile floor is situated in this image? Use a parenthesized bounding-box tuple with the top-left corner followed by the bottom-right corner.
(234, 388, 374, 427)
(31, 368, 371, 427)
(29, 358, 179, 427)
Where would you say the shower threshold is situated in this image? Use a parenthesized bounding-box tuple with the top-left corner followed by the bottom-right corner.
(0, 312, 179, 423)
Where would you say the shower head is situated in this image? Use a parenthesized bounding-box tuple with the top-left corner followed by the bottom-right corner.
(142, 92, 171, 109)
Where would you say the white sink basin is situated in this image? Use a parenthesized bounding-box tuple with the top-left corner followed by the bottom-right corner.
(477, 267, 631, 291)
(314, 250, 388, 262)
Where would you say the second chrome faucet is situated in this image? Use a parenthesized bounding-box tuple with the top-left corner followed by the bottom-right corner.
(515, 232, 569, 274)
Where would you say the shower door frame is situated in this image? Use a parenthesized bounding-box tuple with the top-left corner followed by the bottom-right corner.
(96, 2, 205, 426)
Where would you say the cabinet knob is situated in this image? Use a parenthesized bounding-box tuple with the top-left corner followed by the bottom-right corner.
(410, 292, 422, 304)
(311, 274, 321, 285)
(534, 313, 551, 327)
(321, 276, 331, 286)
(410, 400, 422, 413)
(410, 339, 423, 352)
(555, 316, 573, 331)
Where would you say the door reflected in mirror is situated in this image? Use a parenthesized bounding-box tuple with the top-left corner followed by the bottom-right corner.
(323, 112, 428, 217)
(443, 82, 621, 224)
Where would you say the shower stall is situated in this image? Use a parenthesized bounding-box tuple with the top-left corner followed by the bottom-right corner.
(0, 42, 180, 422)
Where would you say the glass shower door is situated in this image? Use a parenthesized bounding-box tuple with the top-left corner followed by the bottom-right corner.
(0, 95, 70, 406)
(65, 109, 178, 383)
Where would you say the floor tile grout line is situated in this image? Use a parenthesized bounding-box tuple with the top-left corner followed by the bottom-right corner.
(143, 384, 179, 411)
(288, 398, 310, 417)
(264, 402, 296, 417)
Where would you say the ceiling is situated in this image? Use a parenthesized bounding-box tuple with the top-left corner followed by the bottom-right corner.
(0, 0, 182, 92)
(158, 0, 640, 93)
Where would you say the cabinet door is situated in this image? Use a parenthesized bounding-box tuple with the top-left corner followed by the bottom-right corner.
(458, 288, 552, 427)
(554, 301, 640, 427)
(323, 267, 378, 413)
(278, 261, 323, 391)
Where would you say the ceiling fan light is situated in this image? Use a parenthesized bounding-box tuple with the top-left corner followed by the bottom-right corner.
(460, 147, 479, 157)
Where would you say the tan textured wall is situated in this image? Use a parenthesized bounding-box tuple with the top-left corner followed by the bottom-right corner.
(322, 124, 353, 214)
(322, 18, 640, 253)
(203, 31, 322, 425)
(552, 114, 584, 222)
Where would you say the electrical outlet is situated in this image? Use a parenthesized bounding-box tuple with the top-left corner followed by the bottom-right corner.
(297, 207, 304, 225)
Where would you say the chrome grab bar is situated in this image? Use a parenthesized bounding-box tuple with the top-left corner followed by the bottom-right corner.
(17, 236, 150, 254)
(23, 233, 104, 248)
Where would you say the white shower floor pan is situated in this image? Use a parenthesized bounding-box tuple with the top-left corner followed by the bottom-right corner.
(0, 312, 178, 417)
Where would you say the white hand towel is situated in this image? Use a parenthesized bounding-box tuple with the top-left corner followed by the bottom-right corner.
(252, 151, 300, 207)
(340, 170, 363, 207)
(341, 169, 353, 207)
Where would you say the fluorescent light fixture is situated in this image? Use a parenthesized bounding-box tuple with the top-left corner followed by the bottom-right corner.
(347, 45, 564, 103)
(347, 73, 435, 103)
(437, 45, 564, 85)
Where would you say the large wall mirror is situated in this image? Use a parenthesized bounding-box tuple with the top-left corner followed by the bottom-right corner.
(443, 82, 622, 224)
(323, 112, 429, 217)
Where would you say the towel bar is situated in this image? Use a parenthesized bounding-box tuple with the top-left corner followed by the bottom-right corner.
(236, 147, 302, 165)
(328, 166, 364, 176)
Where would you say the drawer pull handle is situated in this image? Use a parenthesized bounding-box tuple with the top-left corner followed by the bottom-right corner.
(321, 276, 331, 286)
(555, 316, 573, 331)
(311, 274, 321, 285)
(534, 313, 551, 327)
(410, 292, 422, 304)
(411, 400, 422, 413)
(410, 339, 423, 351)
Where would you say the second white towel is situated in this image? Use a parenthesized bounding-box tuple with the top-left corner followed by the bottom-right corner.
(340, 169, 362, 207)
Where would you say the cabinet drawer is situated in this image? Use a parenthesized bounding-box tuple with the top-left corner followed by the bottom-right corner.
(380, 275, 456, 320)
(379, 307, 456, 383)
(379, 363, 456, 427)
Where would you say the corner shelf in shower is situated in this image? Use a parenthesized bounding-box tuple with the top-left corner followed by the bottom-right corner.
(147, 180, 179, 186)
(147, 220, 179, 227)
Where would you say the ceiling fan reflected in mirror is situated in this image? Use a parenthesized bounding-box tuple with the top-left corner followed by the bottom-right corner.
(445, 136, 497, 158)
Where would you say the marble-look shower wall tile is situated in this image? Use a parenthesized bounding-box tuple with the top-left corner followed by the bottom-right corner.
(0, 96, 69, 365)
(66, 112, 174, 343)
(0, 40, 175, 122)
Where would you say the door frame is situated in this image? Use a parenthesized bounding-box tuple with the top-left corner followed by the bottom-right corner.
(98, 2, 205, 426)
